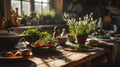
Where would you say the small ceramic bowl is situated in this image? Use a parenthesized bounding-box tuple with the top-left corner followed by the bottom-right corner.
(56, 36, 67, 45)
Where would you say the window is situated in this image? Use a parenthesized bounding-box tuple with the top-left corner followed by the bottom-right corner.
(34, 0, 50, 13)
(22, 1, 30, 15)
(11, 0, 50, 16)
(11, 0, 30, 16)
(10, 0, 63, 26)
(11, 0, 21, 15)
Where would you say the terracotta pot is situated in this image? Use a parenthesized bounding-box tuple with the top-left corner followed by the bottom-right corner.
(45, 42, 55, 47)
(76, 35, 88, 44)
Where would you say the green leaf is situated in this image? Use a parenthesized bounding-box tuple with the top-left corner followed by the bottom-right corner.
(64, 13, 97, 36)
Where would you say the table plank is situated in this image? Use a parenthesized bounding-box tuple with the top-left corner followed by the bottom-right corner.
(29, 47, 110, 67)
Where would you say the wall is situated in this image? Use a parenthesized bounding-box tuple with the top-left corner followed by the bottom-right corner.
(0, 0, 11, 20)
(0, 0, 4, 16)
(63, 0, 103, 19)
(4, 0, 11, 20)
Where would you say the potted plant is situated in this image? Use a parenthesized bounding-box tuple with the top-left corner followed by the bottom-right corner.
(64, 13, 97, 44)
(22, 28, 41, 43)
(33, 31, 57, 47)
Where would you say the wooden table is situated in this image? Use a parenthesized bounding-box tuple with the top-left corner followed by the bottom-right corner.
(0, 42, 111, 67)
(28, 44, 110, 67)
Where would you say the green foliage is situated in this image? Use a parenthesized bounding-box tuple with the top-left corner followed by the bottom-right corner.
(37, 10, 63, 24)
(96, 35, 110, 39)
(22, 28, 41, 37)
(54, 13, 63, 23)
(64, 13, 97, 36)
(22, 28, 57, 43)
(39, 32, 57, 43)
(71, 44, 89, 50)
(39, 32, 51, 38)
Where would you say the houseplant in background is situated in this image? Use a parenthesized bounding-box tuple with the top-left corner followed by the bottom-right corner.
(37, 10, 63, 25)
(38, 11, 54, 24)
(64, 13, 97, 44)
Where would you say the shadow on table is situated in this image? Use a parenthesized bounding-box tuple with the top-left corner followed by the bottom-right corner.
(0, 59, 37, 67)
(31, 46, 73, 67)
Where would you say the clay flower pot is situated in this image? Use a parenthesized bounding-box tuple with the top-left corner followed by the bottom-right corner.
(76, 35, 88, 44)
